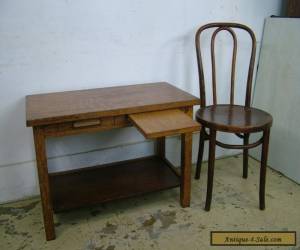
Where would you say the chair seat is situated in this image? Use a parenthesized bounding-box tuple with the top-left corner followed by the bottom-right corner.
(196, 104, 272, 133)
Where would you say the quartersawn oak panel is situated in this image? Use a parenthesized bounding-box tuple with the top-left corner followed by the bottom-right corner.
(129, 109, 201, 139)
(26, 82, 200, 126)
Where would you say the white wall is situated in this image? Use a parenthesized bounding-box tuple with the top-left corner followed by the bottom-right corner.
(0, 0, 282, 203)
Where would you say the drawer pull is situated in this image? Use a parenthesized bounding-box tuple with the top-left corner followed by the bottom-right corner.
(73, 119, 101, 128)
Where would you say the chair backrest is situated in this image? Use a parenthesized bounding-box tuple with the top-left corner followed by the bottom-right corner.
(195, 22, 256, 107)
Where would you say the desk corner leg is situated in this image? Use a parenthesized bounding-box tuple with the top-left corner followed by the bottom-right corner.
(33, 127, 56, 241)
(156, 137, 166, 159)
(180, 132, 192, 208)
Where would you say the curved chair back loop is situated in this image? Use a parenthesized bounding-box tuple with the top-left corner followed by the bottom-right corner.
(195, 22, 256, 107)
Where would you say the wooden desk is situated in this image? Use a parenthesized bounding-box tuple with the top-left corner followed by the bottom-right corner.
(26, 82, 200, 240)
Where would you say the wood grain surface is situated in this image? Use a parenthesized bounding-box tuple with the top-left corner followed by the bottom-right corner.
(129, 109, 201, 139)
(26, 82, 199, 126)
(196, 105, 272, 133)
(50, 156, 180, 212)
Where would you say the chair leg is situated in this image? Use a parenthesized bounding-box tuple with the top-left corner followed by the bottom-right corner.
(243, 133, 250, 179)
(259, 129, 270, 210)
(195, 129, 205, 180)
(205, 129, 216, 211)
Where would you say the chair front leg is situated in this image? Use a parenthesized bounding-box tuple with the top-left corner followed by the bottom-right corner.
(259, 128, 270, 210)
(195, 129, 205, 180)
(205, 129, 216, 211)
(243, 133, 250, 178)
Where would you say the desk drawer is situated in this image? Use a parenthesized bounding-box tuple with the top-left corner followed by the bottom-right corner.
(44, 115, 130, 137)
(42, 107, 193, 137)
(73, 119, 101, 128)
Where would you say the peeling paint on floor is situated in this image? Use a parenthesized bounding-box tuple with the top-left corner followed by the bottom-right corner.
(0, 156, 299, 250)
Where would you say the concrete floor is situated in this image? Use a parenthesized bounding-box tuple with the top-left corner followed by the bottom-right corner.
(0, 155, 299, 250)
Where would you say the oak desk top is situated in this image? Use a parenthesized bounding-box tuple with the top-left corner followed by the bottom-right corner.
(26, 82, 200, 127)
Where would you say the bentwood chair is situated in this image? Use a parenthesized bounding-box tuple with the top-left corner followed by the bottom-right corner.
(194, 23, 273, 211)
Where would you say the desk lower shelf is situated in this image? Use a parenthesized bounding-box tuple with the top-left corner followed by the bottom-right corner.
(49, 156, 180, 212)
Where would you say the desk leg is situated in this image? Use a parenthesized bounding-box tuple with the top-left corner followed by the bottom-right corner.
(33, 127, 55, 241)
(156, 137, 165, 158)
(180, 133, 192, 207)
